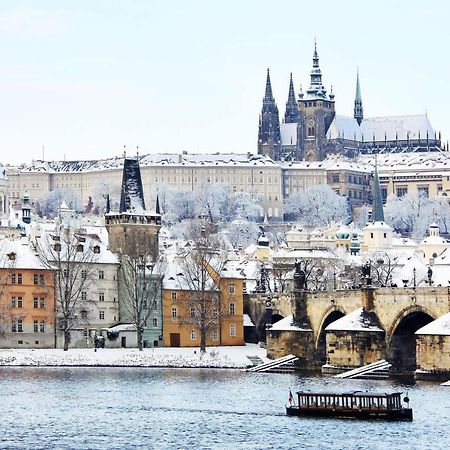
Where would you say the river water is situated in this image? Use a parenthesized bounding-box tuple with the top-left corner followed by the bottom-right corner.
(0, 367, 448, 449)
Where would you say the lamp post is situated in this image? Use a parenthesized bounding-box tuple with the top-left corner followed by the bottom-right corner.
(413, 267, 416, 288)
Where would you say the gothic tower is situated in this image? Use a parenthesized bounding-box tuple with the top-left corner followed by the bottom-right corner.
(297, 41, 335, 161)
(284, 73, 299, 123)
(354, 68, 364, 126)
(105, 156, 161, 259)
(257, 68, 282, 160)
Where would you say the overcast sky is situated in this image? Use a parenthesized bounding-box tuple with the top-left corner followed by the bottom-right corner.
(0, 0, 448, 164)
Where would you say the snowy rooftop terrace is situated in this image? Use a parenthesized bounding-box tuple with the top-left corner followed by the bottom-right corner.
(16, 153, 278, 174)
(360, 152, 450, 172)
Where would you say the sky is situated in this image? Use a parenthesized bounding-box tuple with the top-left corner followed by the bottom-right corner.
(0, 0, 449, 165)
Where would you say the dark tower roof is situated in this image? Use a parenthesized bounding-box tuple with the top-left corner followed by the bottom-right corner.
(372, 158, 385, 222)
(306, 40, 327, 98)
(354, 68, 364, 126)
(119, 157, 146, 214)
(258, 68, 281, 159)
(284, 73, 299, 123)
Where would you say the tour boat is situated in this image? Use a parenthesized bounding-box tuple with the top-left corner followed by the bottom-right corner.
(286, 390, 413, 421)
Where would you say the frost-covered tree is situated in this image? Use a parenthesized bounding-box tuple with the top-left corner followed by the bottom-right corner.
(194, 183, 230, 223)
(355, 205, 369, 229)
(284, 185, 350, 226)
(432, 197, 450, 234)
(384, 193, 433, 241)
(230, 192, 262, 221)
(168, 190, 196, 222)
(36, 189, 82, 218)
(226, 220, 261, 249)
(90, 179, 120, 215)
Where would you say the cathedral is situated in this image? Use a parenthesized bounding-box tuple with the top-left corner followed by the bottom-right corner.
(257, 42, 444, 162)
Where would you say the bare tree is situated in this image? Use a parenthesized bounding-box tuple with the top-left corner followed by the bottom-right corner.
(37, 227, 98, 350)
(367, 252, 399, 287)
(119, 253, 164, 351)
(178, 222, 225, 353)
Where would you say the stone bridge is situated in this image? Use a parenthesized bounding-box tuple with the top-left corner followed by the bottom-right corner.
(245, 286, 450, 371)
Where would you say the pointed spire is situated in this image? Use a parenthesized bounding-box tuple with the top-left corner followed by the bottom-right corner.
(264, 68, 273, 101)
(354, 68, 364, 126)
(372, 156, 385, 222)
(155, 194, 160, 215)
(119, 157, 146, 214)
(284, 73, 299, 123)
(307, 40, 327, 97)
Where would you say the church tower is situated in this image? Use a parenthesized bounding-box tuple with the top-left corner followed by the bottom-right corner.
(284, 73, 299, 123)
(257, 69, 282, 160)
(297, 42, 335, 161)
(105, 156, 161, 259)
(354, 68, 364, 126)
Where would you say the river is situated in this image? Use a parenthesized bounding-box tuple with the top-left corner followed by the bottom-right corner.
(0, 367, 448, 449)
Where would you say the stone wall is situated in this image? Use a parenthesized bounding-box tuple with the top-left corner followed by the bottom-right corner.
(267, 329, 315, 367)
(416, 334, 450, 375)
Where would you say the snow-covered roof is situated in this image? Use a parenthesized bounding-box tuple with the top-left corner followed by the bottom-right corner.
(243, 314, 255, 327)
(280, 123, 297, 146)
(107, 323, 137, 332)
(15, 153, 278, 174)
(271, 314, 312, 332)
(282, 155, 371, 173)
(325, 308, 384, 332)
(327, 114, 434, 141)
(415, 312, 450, 336)
(0, 238, 47, 270)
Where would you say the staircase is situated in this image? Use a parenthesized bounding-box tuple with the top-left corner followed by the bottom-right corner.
(247, 354, 299, 373)
(246, 355, 264, 367)
(334, 360, 391, 380)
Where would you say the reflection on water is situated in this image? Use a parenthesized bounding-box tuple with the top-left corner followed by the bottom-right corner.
(0, 367, 448, 449)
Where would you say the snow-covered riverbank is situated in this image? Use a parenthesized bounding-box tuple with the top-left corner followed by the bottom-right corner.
(0, 344, 268, 369)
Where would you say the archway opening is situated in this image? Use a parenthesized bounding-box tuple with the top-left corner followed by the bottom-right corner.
(316, 310, 345, 365)
(388, 311, 434, 372)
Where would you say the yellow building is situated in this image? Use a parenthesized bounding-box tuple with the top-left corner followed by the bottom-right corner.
(162, 257, 244, 348)
(0, 239, 56, 348)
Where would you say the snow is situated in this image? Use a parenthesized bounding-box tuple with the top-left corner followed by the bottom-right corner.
(325, 308, 384, 332)
(0, 344, 267, 369)
(441, 380, 450, 386)
(415, 312, 450, 336)
(243, 314, 255, 327)
(0, 238, 47, 269)
(270, 314, 312, 332)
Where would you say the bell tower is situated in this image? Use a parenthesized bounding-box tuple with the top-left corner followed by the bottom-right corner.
(297, 41, 335, 161)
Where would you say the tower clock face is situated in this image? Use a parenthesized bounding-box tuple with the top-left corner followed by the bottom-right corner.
(308, 117, 315, 127)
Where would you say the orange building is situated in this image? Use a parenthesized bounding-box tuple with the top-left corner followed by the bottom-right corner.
(162, 258, 244, 348)
(0, 239, 56, 348)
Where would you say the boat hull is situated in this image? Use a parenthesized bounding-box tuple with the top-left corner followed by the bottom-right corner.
(286, 406, 413, 421)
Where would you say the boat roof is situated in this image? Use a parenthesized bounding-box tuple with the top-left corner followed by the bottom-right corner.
(296, 390, 403, 397)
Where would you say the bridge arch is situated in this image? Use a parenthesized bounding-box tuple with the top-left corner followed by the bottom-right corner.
(315, 306, 347, 365)
(387, 305, 435, 371)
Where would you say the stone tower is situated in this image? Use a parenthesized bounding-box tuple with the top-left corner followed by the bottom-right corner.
(105, 157, 161, 259)
(354, 68, 364, 126)
(284, 73, 299, 124)
(257, 68, 282, 160)
(297, 42, 335, 161)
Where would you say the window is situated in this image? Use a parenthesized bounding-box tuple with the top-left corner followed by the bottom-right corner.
(98, 270, 105, 280)
(81, 291, 87, 302)
(396, 187, 408, 197)
(76, 244, 84, 252)
(332, 174, 339, 183)
(99, 310, 105, 320)
(63, 269, 69, 278)
(370, 233, 374, 239)
(40, 321, 45, 333)
(212, 329, 219, 340)
(190, 330, 196, 340)
(40, 298, 45, 308)
(39, 274, 45, 285)
(11, 273, 16, 284)
(190, 307, 195, 318)
(12, 319, 23, 333)
(418, 186, 429, 198)
(212, 308, 219, 317)
(384, 233, 387, 238)
(33, 274, 39, 285)
(171, 307, 177, 318)
(81, 270, 87, 279)
(81, 310, 88, 319)
(54, 243, 61, 252)
(93, 245, 100, 254)
(230, 323, 236, 337)
(99, 292, 105, 302)
(17, 273, 22, 285)
(229, 303, 235, 315)
(228, 283, 235, 294)
(34, 320, 39, 333)
(171, 292, 177, 301)
(34, 297, 38, 308)
(152, 317, 158, 327)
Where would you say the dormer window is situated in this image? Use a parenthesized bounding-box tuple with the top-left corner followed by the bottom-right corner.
(54, 243, 61, 252)
(7, 252, 16, 261)
(76, 244, 84, 252)
(93, 245, 100, 254)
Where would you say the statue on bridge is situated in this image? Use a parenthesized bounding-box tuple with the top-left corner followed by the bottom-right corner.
(294, 260, 307, 291)
(361, 262, 372, 287)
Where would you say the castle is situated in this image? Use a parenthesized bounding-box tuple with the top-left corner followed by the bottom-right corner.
(257, 42, 443, 162)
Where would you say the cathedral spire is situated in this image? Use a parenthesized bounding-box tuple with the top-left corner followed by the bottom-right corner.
(354, 67, 364, 126)
(307, 40, 326, 97)
(372, 156, 385, 222)
(264, 68, 273, 101)
(284, 72, 299, 123)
